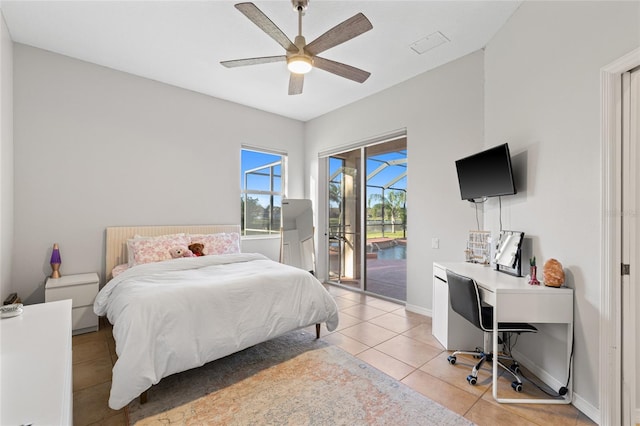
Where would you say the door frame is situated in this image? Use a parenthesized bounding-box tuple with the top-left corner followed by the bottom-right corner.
(317, 129, 407, 294)
(621, 68, 638, 426)
(600, 47, 639, 426)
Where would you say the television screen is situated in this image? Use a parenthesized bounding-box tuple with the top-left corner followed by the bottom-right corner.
(455, 143, 517, 201)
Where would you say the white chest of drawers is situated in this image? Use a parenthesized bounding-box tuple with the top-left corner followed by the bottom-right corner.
(46, 272, 99, 335)
(432, 263, 484, 350)
(0, 300, 73, 425)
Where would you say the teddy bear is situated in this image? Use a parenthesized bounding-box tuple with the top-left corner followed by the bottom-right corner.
(188, 243, 206, 257)
(169, 246, 194, 259)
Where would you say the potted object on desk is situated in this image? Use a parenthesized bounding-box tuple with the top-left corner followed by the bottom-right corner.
(528, 257, 540, 285)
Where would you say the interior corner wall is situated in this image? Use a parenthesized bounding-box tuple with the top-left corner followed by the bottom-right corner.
(304, 50, 485, 312)
(13, 44, 304, 303)
(483, 0, 640, 415)
(0, 10, 14, 303)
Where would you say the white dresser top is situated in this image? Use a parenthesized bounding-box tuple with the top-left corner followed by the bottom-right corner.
(0, 300, 72, 425)
(46, 272, 99, 289)
(435, 261, 573, 295)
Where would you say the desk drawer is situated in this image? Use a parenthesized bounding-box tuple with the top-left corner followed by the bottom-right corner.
(496, 292, 573, 323)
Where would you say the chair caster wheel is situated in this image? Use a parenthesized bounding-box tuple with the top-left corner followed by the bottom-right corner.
(447, 356, 456, 365)
(509, 364, 521, 374)
(511, 381, 523, 392)
(467, 375, 477, 385)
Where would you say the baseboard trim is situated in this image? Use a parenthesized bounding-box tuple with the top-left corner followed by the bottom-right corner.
(512, 349, 599, 424)
(572, 392, 599, 425)
(511, 348, 566, 395)
(405, 303, 431, 317)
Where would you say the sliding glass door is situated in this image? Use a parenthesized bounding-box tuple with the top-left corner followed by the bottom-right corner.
(325, 137, 407, 301)
(365, 140, 407, 300)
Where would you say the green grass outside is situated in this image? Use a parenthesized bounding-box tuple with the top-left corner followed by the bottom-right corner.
(366, 230, 406, 240)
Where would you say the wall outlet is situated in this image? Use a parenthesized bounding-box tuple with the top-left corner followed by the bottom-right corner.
(432, 238, 439, 249)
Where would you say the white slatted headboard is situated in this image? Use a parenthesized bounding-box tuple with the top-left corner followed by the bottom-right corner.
(105, 225, 240, 280)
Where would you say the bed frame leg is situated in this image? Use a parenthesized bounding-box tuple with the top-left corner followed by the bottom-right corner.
(140, 390, 148, 405)
(315, 323, 320, 339)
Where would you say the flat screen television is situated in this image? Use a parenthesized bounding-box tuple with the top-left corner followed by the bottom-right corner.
(455, 143, 517, 201)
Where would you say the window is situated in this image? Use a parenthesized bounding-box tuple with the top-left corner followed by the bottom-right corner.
(241, 148, 286, 236)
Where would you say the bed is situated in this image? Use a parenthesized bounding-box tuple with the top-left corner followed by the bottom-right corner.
(94, 225, 340, 410)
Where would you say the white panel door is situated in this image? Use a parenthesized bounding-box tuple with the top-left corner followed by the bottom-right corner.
(621, 68, 639, 425)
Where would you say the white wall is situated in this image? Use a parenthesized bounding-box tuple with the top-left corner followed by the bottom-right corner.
(305, 50, 485, 313)
(13, 44, 304, 303)
(241, 237, 281, 262)
(484, 0, 640, 417)
(0, 10, 13, 303)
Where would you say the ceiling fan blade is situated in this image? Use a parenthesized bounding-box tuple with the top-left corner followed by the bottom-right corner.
(235, 3, 296, 52)
(221, 55, 286, 68)
(305, 13, 373, 56)
(313, 57, 370, 83)
(289, 73, 304, 95)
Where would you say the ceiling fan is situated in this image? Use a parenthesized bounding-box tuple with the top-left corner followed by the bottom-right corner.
(220, 1, 373, 95)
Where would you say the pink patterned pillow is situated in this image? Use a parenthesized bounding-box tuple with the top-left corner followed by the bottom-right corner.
(189, 233, 240, 256)
(127, 234, 190, 266)
(111, 263, 129, 278)
(125, 234, 185, 265)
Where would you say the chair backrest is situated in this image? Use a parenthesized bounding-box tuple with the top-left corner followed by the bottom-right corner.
(446, 270, 484, 330)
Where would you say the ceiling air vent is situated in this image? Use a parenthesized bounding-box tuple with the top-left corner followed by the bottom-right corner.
(410, 31, 450, 55)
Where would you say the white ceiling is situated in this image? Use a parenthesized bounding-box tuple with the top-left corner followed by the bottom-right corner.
(0, 1, 522, 121)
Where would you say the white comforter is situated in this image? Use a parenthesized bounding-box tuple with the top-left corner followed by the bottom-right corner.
(94, 253, 339, 410)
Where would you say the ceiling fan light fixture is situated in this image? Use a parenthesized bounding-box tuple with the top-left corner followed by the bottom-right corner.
(287, 55, 313, 74)
(223, 2, 373, 94)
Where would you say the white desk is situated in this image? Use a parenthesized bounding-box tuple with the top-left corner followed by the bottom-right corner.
(434, 262, 573, 404)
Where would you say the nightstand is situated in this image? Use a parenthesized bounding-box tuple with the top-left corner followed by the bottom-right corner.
(45, 272, 99, 335)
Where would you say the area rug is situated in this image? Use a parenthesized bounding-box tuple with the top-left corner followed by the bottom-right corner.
(127, 330, 473, 425)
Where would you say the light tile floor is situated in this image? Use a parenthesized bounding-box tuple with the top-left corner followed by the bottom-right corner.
(73, 284, 597, 425)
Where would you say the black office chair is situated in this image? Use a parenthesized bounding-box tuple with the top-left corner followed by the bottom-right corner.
(445, 270, 537, 392)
